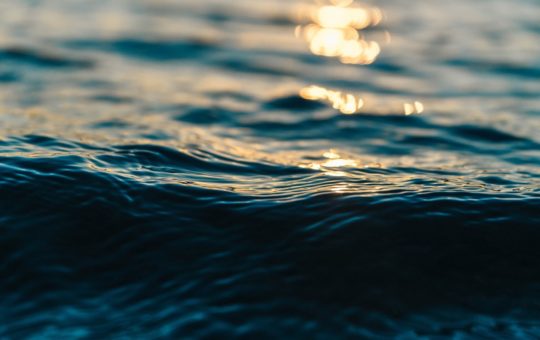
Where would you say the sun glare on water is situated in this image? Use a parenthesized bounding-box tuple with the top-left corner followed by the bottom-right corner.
(295, 0, 426, 116)
(295, 0, 382, 64)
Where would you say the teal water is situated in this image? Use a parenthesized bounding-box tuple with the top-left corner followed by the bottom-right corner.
(1, 0, 540, 338)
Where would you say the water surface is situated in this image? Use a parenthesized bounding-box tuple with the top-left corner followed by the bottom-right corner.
(1, 0, 540, 338)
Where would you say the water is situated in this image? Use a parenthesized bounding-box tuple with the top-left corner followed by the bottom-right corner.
(1, 0, 540, 338)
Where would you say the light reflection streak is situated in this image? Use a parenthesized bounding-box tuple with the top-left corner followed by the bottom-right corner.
(301, 150, 357, 173)
(295, 0, 383, 64)
(300, 85, 424, 116)
(296, 1, 426, 116)
(299, 150, 385, 178)
(404, 101, 425, 116)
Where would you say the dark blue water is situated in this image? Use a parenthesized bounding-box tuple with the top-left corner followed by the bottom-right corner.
(1, 0, 540, 338)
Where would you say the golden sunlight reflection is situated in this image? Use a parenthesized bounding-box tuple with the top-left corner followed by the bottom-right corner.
(404, 101, 425, 116)
(299, 150, 384, 178)
(295, 1, 427, 116)
(300, 85, 425, 116)
(295, 0, 383, 64)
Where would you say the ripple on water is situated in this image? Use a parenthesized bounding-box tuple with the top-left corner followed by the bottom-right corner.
(0, 0, 540, 337)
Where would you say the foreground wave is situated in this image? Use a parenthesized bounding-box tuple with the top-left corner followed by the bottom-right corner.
(1, 136, 540, 338)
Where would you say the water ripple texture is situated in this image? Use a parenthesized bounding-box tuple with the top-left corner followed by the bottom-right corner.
(0, 0, 540, 338)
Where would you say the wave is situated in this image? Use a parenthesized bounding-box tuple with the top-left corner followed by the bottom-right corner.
(1, 135, 540, 338)
(1, 0, 540, 337)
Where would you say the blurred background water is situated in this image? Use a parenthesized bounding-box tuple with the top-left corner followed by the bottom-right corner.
(0, 0, 540, 338)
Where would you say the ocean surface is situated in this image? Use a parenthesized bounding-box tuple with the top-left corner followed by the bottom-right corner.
(1, 0, 540, 338)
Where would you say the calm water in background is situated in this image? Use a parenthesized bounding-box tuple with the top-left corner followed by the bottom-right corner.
(1, 0, 540, 338)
